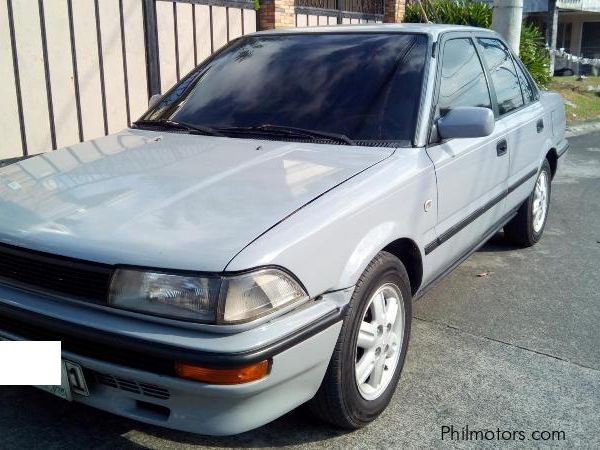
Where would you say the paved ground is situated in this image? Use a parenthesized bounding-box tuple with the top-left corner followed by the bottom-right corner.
(0, 132, 598, 449)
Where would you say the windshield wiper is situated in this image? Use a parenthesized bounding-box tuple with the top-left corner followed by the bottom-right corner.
(218, 124, 355, 146)
(132, 119, 224, 137)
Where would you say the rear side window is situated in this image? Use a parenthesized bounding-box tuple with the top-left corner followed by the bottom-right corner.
(478, 38, 524, 115)
(438, 38, 491, 113)
(513, 60, 537, 103)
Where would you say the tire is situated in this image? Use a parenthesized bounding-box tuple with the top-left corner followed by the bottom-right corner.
(504, 158, 552, 247)
(308, 251, 412, 429)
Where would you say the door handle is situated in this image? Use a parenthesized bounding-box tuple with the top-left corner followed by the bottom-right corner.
(536, 119, 544, 133)
(496, 139, 508, 157)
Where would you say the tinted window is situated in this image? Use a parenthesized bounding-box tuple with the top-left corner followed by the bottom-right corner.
(513, 60, 536, 103)
(478, 38, 524, 115)
(438, 38, 491, 112)
(142, 33, 428, 145)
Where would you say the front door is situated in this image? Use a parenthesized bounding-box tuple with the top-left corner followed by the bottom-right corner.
(425, 35, 509, 277)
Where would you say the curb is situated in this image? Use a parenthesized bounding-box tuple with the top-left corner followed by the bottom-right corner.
(566, 121, 600, 137)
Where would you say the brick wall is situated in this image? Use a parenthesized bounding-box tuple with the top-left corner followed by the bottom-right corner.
(384, 0, 406, 23)
(259, 0, 406, 29)
(259, 0, 295, 30)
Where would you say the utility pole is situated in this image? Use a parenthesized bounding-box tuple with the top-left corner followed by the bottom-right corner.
(547, 0, 559, 75)
(491, 0, 524, 54)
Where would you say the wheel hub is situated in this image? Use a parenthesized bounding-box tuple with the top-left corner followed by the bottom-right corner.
(354, 283, 404, 401)
(533, 170, 549, 233)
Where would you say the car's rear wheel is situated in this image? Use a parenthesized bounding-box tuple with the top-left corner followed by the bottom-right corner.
(504, 159, 552, 247)
(309, 251, 411, 429)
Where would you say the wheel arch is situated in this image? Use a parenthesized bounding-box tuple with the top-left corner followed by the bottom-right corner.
(381, 237, 423, 296)
(545, 148, 558, 179)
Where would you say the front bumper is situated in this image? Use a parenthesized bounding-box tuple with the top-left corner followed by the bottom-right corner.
(0, 286, 350, 435)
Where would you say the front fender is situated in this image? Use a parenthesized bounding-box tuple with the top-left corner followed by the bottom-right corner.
(225, 148, 437, 297)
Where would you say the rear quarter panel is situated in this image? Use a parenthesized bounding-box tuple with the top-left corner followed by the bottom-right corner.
(541, 90, 567, 145)
(505, 91, 566, 213)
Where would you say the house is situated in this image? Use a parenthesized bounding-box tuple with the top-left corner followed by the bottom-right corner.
(481, 0, 600, 74)
(524, 0, 600, 74)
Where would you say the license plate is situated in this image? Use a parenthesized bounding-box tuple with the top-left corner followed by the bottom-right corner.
(35, 362, 72, 400)
(36, 360, 89, 401)
(0, 335, 88, 400)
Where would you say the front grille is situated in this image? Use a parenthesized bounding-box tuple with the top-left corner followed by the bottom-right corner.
(0, 242, 113, 302)
(89, 370, 170, 400)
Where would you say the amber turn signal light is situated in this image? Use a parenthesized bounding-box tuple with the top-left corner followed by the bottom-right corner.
(174, 360, 270, 384)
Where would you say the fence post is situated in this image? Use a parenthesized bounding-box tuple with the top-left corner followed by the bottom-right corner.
(258, 0, 295, 29)
(142, 0, 161, 97)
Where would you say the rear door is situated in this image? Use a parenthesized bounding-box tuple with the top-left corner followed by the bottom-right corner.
(425, 34, 509, 275)
(476, 37, 546, 213)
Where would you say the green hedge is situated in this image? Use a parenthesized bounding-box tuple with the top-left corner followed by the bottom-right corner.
(404, 0, 550, 88)
(519, 23, 552, 88)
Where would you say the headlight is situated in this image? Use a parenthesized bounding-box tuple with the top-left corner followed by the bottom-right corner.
(108, 268, 308, 324)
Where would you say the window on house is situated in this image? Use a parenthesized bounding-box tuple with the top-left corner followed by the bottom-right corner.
(557, 22, 572, 52)
(582, 22, 600, 58)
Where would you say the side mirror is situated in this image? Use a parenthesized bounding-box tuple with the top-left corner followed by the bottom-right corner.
(148, 94, 162, 109)
(437, 106, 495, 139)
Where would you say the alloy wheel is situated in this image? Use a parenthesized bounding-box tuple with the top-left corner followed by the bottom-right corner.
(532, 170, 549, 233)
(354, 283, 405, 401)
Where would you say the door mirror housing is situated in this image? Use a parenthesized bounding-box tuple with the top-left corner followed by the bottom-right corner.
(148, 94, 162, 109)
(437, 106, 495, 139)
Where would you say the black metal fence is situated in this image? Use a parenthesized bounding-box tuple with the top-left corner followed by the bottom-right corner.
(294, 0, 384, 24)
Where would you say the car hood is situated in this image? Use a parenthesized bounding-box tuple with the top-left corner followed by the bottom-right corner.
(0, 130, 393, 271)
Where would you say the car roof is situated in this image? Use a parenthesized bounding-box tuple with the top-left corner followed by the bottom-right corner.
(253, 23, 497, 40)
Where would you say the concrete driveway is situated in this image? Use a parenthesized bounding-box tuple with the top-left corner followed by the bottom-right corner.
(0, 131, 599, 449)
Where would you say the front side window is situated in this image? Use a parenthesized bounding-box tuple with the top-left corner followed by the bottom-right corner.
(478, 38, 524, 115)
(438, 38, 491, 113)
(141, 33, 429, 146)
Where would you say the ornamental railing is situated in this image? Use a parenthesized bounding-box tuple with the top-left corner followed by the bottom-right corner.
(294, 0, 384, 22)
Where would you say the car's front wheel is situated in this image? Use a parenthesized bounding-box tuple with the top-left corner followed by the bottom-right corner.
(309, 251, 412, 429)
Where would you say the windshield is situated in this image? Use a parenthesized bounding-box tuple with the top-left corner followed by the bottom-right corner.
(140, 32, 429, 146)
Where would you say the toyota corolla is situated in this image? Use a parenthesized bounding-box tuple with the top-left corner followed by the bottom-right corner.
(0, 24, 567, 435)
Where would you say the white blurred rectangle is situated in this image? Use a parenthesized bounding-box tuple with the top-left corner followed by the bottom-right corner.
(0, 340, 61, 385)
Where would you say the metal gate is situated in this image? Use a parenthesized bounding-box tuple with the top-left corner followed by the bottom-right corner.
(0, 0, 257, 159)
(146, 0, 257, 96)
(294, 0, 384, 26)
